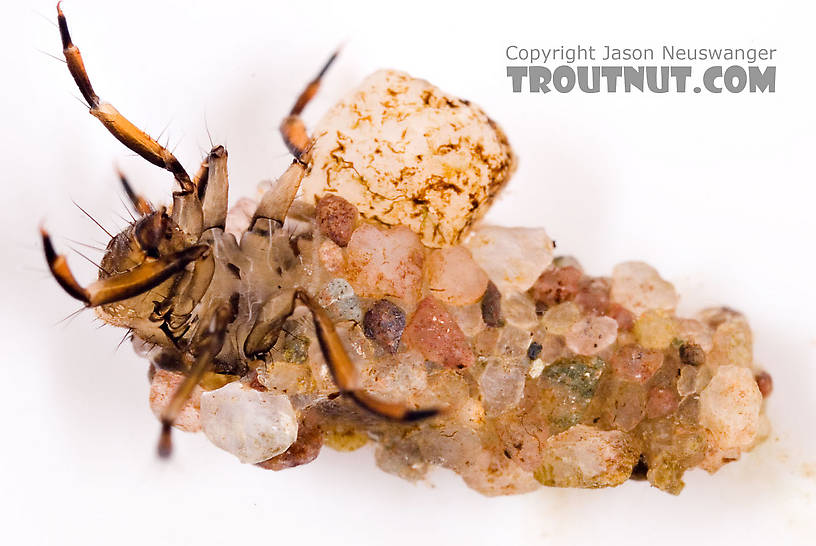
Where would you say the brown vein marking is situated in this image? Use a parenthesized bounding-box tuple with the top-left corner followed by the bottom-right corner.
(384, 141, 406, 154)
(436, 143, 459, 154)
(426, 175, 464, 196)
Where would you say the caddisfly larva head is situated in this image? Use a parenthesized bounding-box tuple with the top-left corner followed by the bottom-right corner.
(95, 208, 199, 338)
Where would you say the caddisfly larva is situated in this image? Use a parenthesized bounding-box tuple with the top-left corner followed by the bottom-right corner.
(44, 5, 771, 495)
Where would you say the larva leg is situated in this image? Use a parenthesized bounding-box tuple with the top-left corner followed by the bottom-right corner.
(42, 228, 209, 307)
(192, 156, 209, 191)
(294, 290, 440, 422)
(167, 154, 209, 237)
(249, 160, 305, 231)
(118, 170, 154, 217)
(158, 300, 234, 457)
(200, 146, 229, 232)
(58, 4, 195, 194)
(248, 52, 340, 232)
(279, 50, 339, 160)
(243, 292, 296, 358)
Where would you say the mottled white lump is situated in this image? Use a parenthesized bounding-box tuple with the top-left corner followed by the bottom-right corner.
(300, 70, 516, 248)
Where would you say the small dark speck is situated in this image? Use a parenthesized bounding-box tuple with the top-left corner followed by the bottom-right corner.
(527, 341, 543, 360)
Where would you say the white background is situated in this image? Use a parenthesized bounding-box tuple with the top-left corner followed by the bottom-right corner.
(2, 0, 815, 544)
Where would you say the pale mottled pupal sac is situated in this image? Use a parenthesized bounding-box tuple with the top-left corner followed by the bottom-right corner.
(45, 6, 772, 498)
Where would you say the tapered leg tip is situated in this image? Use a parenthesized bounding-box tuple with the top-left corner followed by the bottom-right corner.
(157, 422, 173, 459)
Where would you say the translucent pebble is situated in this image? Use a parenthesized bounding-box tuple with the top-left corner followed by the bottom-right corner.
(541, 301, 582, 336)
(677, 365, 698, 396)
(565, 316, 618, 356)
(610, 344, 664, 383)
(472, 327, 501, 356)
(708, 319, 753, 368)
(413, 422, 482, 471)
(676, 318, 713, 352)
(375, 440, 428, 482)
(256, 415, 322, 471)
(278, 317, 311, 364)
(533, 425, 638, 488)
(448, 303, 485, 337)
(604, 381, 646, 431)
(346, 224, 424, 304)
(200, 382, 298, 464)
(605, 303, 635, 331)
(534, 333, 567, 364)
(694, 365, 714, 393)
(699, 436, 742, 474)
(404, 297, 475, 369)
(634, 309, 677, 350)
(465, 225, 555, 293)
(496, 325, 534, 359)
(699, 365, 763, 450)
(575, 277, 611, 314)
(611, 261, 678, 316)
(335, 322, 375, 364)
(645, 386, 680, 419)
(317, 239, 345, 273)
(697, 306, 745, 330)
(460, 453, 540, 496)
(362, 350, 428, 403)
(478, 357, 527, 415)
(259, 361, 315, 395)
(318, 278, 363, 322)
(324, 425, 369, 452)
(529, 266, 582, 307)
(149, 369, 202, 432)
(417, 368, 472, 410)
(426, 246, 489, 305)
(502, 292, 538, 330)
(552, 255, 583, 270)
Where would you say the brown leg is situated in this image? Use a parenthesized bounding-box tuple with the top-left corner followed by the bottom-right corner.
(249, 52, 340, 232)
(57, 4, 194, 193)
(118, 169, 154, 217)
(279, 50, 339, 160)
(294, 289, 440, 421)
(192, 157, 209, 194)
(158, 300, 235, 457)
(42, 227, 209, 307)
